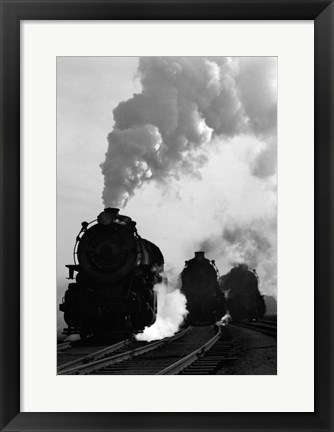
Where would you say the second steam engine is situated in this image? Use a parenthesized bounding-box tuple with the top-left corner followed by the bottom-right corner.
(180, 251, 226, 325)
(59, 208, 164, 338)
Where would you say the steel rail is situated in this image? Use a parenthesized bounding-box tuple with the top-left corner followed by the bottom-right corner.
(156, 324, 222, 375)
(232, 321, 277, 337)
(58, 327, 191, 375)
(57, 339, 130, 373)
(57, 342, 72, 352)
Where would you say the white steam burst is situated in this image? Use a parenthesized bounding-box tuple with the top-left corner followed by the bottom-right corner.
(135, 281, 188, 342)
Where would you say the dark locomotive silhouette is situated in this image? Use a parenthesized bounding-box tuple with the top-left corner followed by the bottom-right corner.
(219, 264, 266, 321)
(59, 208, 164, 338)
(180, 251, 226, 325)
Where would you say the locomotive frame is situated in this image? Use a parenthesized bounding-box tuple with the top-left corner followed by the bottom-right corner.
(1, 1, 333, 432)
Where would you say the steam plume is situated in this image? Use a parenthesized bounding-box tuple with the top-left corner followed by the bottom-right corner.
(101, 57, 277, 207)
(199, 218, 277, 297)
(136, 280, 188, 342)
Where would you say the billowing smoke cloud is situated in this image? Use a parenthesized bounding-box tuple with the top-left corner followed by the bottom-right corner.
(101, 57, 277, 207)
(136, 280, 188, 342)
(222, 225, 272, 268)
(252, 136, 277, 178)
(199, 218, 277, 297)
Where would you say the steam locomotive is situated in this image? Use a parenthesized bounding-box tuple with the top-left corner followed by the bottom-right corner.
(59, 208, 164, 338)
(219, 264, 266, 322)
(180, 251, 226, 325)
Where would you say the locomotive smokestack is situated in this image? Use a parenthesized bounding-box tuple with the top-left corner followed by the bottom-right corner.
(104, 207, 120, 215)
(98, 208, 120, 225)
(194, 251, 206, 261)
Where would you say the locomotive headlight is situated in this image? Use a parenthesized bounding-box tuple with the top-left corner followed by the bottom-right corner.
(97, 211, 113, 226)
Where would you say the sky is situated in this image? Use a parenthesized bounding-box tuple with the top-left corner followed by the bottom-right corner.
(57, 57, 277, 332)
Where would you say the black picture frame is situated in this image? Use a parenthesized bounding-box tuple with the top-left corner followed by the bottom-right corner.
(1, 1, 333, 431)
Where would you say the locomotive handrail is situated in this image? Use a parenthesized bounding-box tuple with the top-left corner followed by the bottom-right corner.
(73, 219, 97, 265)
(58, 327, 191, 375)
(156, 324, 223, 375)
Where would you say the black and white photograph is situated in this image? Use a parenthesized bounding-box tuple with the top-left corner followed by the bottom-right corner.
(57, 56, 277, 375)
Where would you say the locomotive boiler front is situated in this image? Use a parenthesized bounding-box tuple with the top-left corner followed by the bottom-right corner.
(59, 208, 164, 338)
(76, 209, 138, 283)
(181, 251, 226, 325)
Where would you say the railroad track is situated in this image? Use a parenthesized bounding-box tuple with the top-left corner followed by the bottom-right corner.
(57, 338, 131, 373)
(231, 318, 277, 337)
(59, 325, 234, 375)
(58, 320, 276, 375)
(159, 325, 236, 375)
(58, 327, 192, 375)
